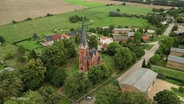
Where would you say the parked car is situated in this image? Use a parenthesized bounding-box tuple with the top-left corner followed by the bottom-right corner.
(84, 96, 92, 101)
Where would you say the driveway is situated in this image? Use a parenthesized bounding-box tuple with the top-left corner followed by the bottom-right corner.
(148, 79, 184, 102)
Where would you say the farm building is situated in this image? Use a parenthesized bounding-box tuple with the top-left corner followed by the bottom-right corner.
(113, 28, 131, 34)
(166, 55, 184, 70)
(121, 68, 158, 93)
(170, 47, 184, 57)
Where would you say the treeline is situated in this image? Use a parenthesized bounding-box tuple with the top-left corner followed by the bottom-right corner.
(69, 15, 88, 23)
(114, 0, 184, 7)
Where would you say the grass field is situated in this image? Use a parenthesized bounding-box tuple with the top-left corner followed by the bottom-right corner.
(0, 5, 151, 43)
(172, 87, 184, 98)
(151, 65, 184, 86)
(64, 0, 103, 8)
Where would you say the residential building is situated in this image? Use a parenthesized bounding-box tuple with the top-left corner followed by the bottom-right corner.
(78, 18, 102, 72)
(100, 36, 113, 45)
(121, 68, 158, 93)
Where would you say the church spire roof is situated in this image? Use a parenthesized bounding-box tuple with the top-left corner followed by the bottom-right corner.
(80, 17, 88, 48)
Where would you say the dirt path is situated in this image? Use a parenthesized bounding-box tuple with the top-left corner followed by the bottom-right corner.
(148, 79, 184, 102)
(0, 0, 84, 26)
(87, 0, 172, 9)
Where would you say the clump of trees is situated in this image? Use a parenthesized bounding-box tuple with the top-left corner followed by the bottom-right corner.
(88, 25, 114, 36)
(69, 15, 88, 23)
(63, 64, 112, 99)
(95, 85, 153, 104)
(154, 90, 180, 104)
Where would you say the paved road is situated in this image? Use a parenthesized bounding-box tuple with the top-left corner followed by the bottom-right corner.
(163, 23, 174, 36)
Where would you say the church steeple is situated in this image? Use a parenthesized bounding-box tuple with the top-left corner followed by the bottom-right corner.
(80, 17, 88, 48)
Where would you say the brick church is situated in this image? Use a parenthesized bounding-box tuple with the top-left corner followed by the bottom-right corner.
(78, 18, 102, 71)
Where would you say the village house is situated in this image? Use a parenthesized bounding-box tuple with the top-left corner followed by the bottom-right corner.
(121, 68, 158, 93)
(42, 34, 69, 46)
(79, 18, 102, 71)
(166, 55, 184, 70)
(99, 36, 113, 45)
(170, 47, 184, 56)
(113, 28, 131, 34)
(113, 35, 129, 43)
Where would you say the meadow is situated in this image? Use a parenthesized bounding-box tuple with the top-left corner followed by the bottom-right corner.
(0, 5, 151, 43)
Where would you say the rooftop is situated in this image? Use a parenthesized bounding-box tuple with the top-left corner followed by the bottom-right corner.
(113, 28, 131, 31)
(168, 55, 184, 64)
(122, 68, 158, 92)
(171, 47, 184, 53)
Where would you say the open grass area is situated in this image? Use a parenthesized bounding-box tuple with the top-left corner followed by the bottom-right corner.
(151, 65, 184, 86)
(16, 40, 43, 53)
(64, 0, 103, 8)
(0, 5, 151, 43)
(0, 43, 17, 60)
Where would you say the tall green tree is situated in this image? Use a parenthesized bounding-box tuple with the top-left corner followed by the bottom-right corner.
(106, 42, 120, 56)
(63, 72, 89, 99)
(88, 64, 112, 85)
(41, 41, 67, 68)
(95, 85, 121, 104)
(0, 36, 5, 43)
(134, 31, 143, 45)
(88, 35, 98, 49)
(18, 59, 46, 90)
(114, 47, 133, 69)
(158, 36, 173, 54)
(63, 39, 77, 58)
(0, 71, 23, 103)
(39, 87, 61, 104)
(154, 90, 180, 104)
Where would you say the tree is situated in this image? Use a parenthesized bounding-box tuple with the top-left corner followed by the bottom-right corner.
(63, 72, 89, 99)
(18, 59, 46, 90)
(41, 41, 67, 68)
(39, 87, 61, 104)
(4, 90, 44, 104)
(149, 54, 161, 65)
(0, 71, 23, 103)
(106, 42, 120, 56)
(88, 64, 112, 85)
(158, 36, 173, 54)
(88, 35, 98, 49)
(154, 90, 180, 104)
(112, 80, 121, 90)
(114, 47, 132, 69)
(172, 25, 178, 31)
(133, 31, 142, 45)
(63, 39, 77, 58)
(118, 91, 152, 104)
(0, 36, 5, 43)
(95, 85, 121, 104)
(29, 50, 38, 59)
(49, 66, 67, 87)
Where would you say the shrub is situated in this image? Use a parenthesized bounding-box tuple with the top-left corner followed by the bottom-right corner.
(0, 36, 5, 43)
(179, 86, 184, 93)
(12, 20, 17, 24)
(157, 73, 166, 80)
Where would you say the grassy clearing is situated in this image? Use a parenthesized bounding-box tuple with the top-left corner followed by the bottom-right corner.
(0, 5, 151, 43)
(16, 40, 43, 52)
(64, 0, 103, 8)
(151, 65, 184, 86)
(172, 87, 184, 98)
(0, 43, 17, 60)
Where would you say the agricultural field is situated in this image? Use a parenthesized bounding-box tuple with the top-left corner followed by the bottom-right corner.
(64, 0, 103, 8)
(0, 5, 151, 43)
(0, 0, 84, 26)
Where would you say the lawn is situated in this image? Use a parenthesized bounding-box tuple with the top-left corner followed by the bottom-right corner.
(0, 5, 151, 43)
(64, 0, 103, 8)
(16, 40, 43, 53)
(151, 65, 184, 86)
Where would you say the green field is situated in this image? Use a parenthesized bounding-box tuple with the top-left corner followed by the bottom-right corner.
(64, 0, 103, 8)
(0, 5, 151, 43)
(151, 65, 184, 86)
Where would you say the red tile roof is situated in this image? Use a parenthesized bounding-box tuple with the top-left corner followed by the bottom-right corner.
(142, 36, 150, 40)
(62, 34, 69, 38)
(52, 34, 61, 40)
